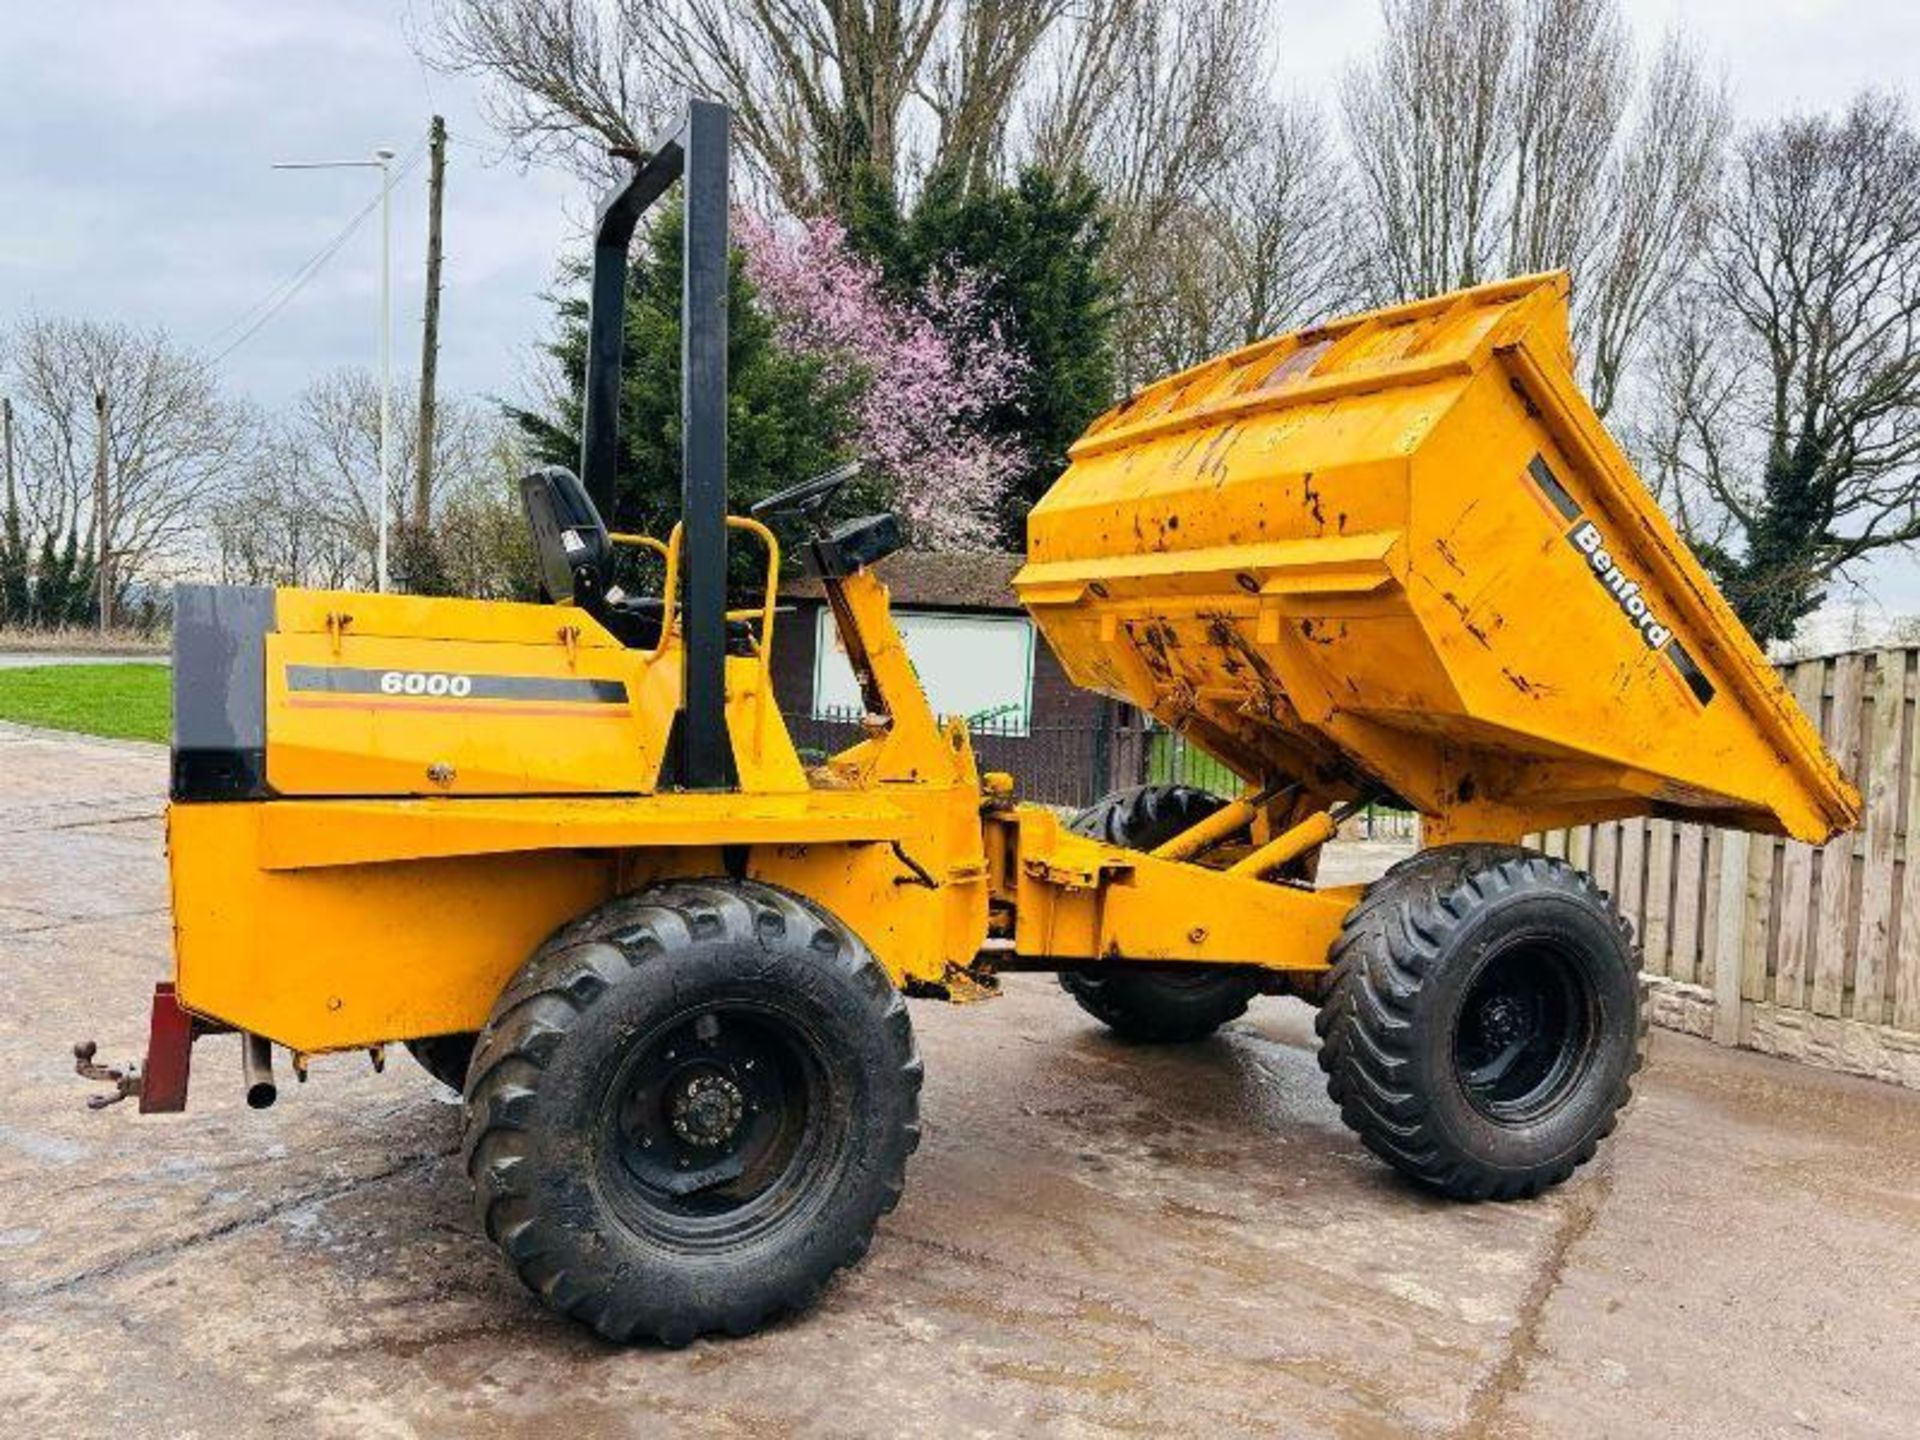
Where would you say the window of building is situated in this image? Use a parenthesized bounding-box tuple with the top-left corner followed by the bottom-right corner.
(813, 608, 1035, 735)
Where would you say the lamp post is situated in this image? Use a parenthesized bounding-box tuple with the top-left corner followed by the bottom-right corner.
(273, 145, 398, 592)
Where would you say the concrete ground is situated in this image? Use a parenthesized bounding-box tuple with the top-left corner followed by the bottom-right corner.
(3, 723, 1918, 1438)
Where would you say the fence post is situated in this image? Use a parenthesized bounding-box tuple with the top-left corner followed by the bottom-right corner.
(1093, 697, 1114, 797)
(1713, 830, 1750, 1047)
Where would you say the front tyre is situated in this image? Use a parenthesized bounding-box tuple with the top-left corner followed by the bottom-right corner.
(1315, 845, 1644, 1201)
(462, 880, 921, 1344)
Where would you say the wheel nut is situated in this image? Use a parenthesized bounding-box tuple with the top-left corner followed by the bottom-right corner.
(668, 1072, 747, 1149)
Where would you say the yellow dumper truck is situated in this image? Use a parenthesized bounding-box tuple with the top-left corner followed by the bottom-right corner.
(80, 102, 1857, 1343)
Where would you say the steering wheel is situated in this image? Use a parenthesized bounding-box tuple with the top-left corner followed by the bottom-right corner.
(749, 460, 861, 527)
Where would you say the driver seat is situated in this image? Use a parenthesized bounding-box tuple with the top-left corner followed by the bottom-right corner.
(518, 466, 755, 654)
(519, 465, 669, 648)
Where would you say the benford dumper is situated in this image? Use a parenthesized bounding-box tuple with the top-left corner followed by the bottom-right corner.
(79, 102, 1858, 1344)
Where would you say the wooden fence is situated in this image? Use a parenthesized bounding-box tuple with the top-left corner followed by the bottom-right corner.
(1538, 647, 1920, 1090)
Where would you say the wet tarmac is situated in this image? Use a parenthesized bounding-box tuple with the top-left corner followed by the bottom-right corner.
(3, 721, 1917, 1437)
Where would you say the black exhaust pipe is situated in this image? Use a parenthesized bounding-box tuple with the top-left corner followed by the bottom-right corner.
(242, 1033, 277, 1110)
(580, 98, 733, 792)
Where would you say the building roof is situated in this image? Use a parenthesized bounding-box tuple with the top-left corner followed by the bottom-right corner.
(783, 551, 1024, 612)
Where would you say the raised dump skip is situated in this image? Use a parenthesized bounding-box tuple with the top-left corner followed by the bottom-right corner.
(1016, 273, 1859, 845)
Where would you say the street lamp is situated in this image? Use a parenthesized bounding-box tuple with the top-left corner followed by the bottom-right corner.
(273, 145, 399, 592)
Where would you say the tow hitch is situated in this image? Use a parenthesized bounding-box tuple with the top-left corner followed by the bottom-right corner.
(72, 1040, 141, 1109)
(73, 982, 206, 1113)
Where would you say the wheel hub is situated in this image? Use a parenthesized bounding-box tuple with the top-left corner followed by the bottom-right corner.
(1454, 940, 1597, 1124)
(1477, 993, 1534, 1049)
(668, 1071, 746, 1149)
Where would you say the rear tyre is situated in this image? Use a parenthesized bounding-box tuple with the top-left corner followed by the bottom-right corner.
(462, 879, 921, 1344)
(1058, 785, 1262, 1043)
(1315, 845, 1645, 1200)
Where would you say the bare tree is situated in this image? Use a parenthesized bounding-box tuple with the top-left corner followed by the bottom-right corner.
(1650, 93, 1920, 642)
(279, 369, 501, 588)
(1504, 0, 1629, 277)
(1034, 0, 1280, 385)
(670, 0, 952, 204)
(431, 0, 1274, 212)
(430, 0, 673, 183)
(920, 0, 1068, 194)
(1116, 97, 1346, 383)
(431, 431, 543, 600)
(1341, 0, 1726, 414)
(1213, 102, 1347, 348)
(207, 437, 364, 590)
(205, 379, 523, 595)
(1020, 0, 1139, 177)
(1580, 35, 1728, 415)
(1045, 0, 1263, 230)
(1623, 294, 1744, 556)
(7, 317, 250, 593)
(431, 0, 1080, 208)
(1342, 0, 1516, 301)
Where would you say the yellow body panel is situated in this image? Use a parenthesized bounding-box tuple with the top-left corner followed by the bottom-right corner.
(267, 589, 676, 795)
(171, 803, 616, 1051)
(168, 567, 999, 1051)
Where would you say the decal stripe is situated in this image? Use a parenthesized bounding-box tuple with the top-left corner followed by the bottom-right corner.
(1666, 641, 1716, 706)
(284, 696, 630, 718)
(1525, 454, 1581, 520)
(285, 665, 627, 704)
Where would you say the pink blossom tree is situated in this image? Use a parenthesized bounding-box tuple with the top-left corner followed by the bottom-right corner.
(736, 212, 1027, 551)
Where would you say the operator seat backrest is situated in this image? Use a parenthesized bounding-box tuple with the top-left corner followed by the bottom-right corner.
(521, 465, 613, 607)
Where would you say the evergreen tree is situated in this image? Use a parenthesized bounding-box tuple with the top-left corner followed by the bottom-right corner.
(34, 531, 95, 627)
(510, 204, 858, 545)
(0, 501, 28, 626)
(844, 166, 1117, 547)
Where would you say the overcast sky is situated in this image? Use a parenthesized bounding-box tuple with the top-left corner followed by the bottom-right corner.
(3, 0, 1917, 605)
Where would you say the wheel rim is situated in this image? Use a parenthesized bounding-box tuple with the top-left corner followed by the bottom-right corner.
(1452, 939, 1599, 1124)
(596, 1000, 844, 1249)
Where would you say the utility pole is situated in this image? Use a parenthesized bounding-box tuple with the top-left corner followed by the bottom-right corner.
(1, 396, 19, 628)
(2, 397, 15, 523)
(415, 115, 446, 529)
(93, 386, 110, 632)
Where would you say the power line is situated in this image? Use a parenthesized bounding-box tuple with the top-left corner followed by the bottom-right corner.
(205, 133, 428, 347)
(204, 192, 381, 358)
(204, 137, 428, 365)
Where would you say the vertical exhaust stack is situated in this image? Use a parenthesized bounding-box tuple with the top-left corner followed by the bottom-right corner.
(578, 97, 734, 792)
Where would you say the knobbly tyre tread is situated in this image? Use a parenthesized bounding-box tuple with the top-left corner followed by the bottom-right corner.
(1058, 785, 1263, 1042)
(1314, 845, 1647, 1201)
(461, 879, 922, 1344)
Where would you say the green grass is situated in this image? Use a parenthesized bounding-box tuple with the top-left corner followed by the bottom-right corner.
(0, 664, 171, 742)
(1146, 730, 1240, 795)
